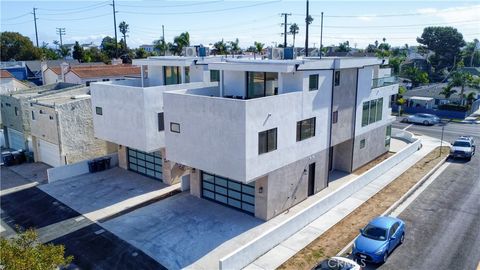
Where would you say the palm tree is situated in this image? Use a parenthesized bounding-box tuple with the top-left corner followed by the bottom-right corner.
(214, 39, 228, 55)
(447, 71, 474, 105)
(173, 32, 190, 55)
(254, 41, 264, 55)
(229, 38, 241, 55)
(289, 23, 299, 47)
(439, 85, 457, 99)
(119, 21, 129, 53)
(153, 37, 168, 56)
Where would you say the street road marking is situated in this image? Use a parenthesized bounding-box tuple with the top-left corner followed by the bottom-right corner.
(403, 124, 413, 130)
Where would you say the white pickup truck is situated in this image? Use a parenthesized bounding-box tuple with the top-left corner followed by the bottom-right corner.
(450, 136, 476, 161)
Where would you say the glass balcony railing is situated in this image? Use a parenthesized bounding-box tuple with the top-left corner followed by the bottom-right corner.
(372, 76, 398, 89)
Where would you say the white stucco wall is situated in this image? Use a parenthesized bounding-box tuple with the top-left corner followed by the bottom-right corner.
(43, 69, 60, 85)
(223, 70, 246, 97)
(355, 66, 398, 136)
(0, 78, 30, 94)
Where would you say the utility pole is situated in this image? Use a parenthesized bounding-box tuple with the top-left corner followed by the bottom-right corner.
(280, 13, 291, 47)
(32, 8, 39, 47)
(111, 0, 118, 58)
(162, 25, 165, 56)
(320, 11, 324, 58)
(56, 28, 65, 46)
(305, 0, 310, 56)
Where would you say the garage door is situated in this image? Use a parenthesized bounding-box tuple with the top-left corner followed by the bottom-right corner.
(7, 128, 24, 150)
(127, 148, 163, 181)
(37, 139, 61, 167)
(201, 172, 255, 214)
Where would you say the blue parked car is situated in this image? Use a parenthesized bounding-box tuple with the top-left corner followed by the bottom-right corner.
(352, 216, 405, 264)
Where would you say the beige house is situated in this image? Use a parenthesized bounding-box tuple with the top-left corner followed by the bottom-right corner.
(0, 70, 30, 94)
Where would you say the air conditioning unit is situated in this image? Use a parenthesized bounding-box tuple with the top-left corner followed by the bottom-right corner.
(271, 48, 284, 60)
(185, 47, 197, 57)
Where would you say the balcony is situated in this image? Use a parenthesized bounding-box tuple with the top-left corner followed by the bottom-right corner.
(372, 76, 398, 89)
(90, 79, 218, 152)
(163, 87, 331, 183)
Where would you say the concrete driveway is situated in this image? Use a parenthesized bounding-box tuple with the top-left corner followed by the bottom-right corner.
(101, 192, 263, 270)
(1, 162, 50, 193)
(39, 167, 171, 219)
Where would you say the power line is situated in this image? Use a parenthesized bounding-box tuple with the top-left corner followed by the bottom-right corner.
(38, 4, 110, 16)
(116, 1, 223, 8)
(39, 13, 111, 21)
(1, 20, 33, 26)
(37, 1, 109, 12)
(118, 1, 279, 15)
(312, 20, 478, 29)
(2, 12, 31, 21)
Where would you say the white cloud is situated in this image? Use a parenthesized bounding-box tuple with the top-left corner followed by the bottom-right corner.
(416, 5, 480, 23)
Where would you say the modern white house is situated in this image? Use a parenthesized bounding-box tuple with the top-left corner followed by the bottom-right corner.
(90, 56, 221, 183)
(91, 54, 398, 220)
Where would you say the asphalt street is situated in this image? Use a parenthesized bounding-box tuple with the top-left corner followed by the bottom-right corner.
(364, 119, 480, 270)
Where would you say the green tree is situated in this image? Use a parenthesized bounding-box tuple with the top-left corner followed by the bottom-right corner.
(134, 48, 148, 59)
(402, 66, 429, 87)
(417, 26, 466, 72)
(229, 38, 241, 55)
(58, 45, 71, 59)
(0, 31, 41, 61)
(83, 47, 109, 63)
(0, 229, 73, 270)
(465, 92, 476, 106)
(388, 56, 405, 75)
(213, 39, 228, 55)
(461, 39, 480, 67)
(72, 41, 84, 62)
(100, 36, 118, 59)
(396, 85, 407, 106)
(447, 71, 475, 105)
(40, 42, 59, 60)
(119, 21, 129, 54)
(289, 23, 299, 47)
(154, 37, 168, 56)
(172, 32, 190, 55)
(336, 41, 351, 52)
(254, 41, 264, 54)
(439, 85, 457, 99)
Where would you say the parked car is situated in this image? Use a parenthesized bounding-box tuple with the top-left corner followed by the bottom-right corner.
(315, 256, 361, 270)
(450, 136, 476, 160)
(402, 113, 440, 125)
(352, 216, 405, 264)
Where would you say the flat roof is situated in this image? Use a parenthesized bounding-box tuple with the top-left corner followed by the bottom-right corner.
(32, 87, 90, 106)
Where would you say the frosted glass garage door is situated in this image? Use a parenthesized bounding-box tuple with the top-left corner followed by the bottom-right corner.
(127, 148, 163, 181)
(201, 172, 255, 214)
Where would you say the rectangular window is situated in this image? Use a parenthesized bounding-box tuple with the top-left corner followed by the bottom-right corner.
(376, 98, 383, 122)
(360, 139, 366, 149)
(31, 111, 35, 120)
(385, 125, 392, 147)
(362, 101, 370, 127)
(164, 66, 181, 85)
(170, 122, 180, 133)
(309, 74, 319, 91)
(334, 70, 341, 86)
(258, 128, 277, 154)
(369, 99, 377, 124)
(95, 106, 103, 115)
(296, 117, 316, 141)
(185, 66, 190, 83)
(210, 70, 220, 82)
(332, 111, 338, 124)
(14, 107, 18, 116)
(157, 113, 164, 131)
(247, 72, 278, 99)
(49, 115, 54, 120)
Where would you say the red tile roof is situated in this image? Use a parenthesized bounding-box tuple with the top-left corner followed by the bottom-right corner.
(0, 70, 14, 78)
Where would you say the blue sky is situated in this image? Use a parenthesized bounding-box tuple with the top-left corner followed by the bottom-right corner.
(1, 1, 479, 49)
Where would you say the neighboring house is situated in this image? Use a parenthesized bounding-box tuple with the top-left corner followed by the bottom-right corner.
(1, 83, 81, 152)
(43, 64, 141, 86)
(0, 61, 40, 85)
(403, 83, 480, 108)
(29, 87, 116, 167)
(91, 55, 398, 221)
(0, 70, 31, 94)
(140, 44, 155, 53)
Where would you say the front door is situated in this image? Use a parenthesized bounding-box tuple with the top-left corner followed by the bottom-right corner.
(308, 163, 316, 196)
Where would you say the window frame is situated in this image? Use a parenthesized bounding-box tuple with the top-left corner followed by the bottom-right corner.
(334, 70, 341, 86)
(246, 71, 278, 99)
(309, 74, 319, 91)
(95, 106, 103, 115)
(360, 139, 366, 149)
(210, 70, 220, 82)
(258, 128, 278, 154)
(170, 122, 181, 133)
(157, 112, 164, 131)
(332, 111, 338, 124)
(296, 117, 316, 142)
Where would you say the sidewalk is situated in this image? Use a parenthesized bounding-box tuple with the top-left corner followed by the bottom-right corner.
(246, 135, 443, 270)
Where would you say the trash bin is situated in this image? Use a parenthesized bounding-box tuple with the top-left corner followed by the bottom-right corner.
(95, 158, 106, 171)
(12, 150, 25, 165)
(25, 151, 35, 163)
(104, 157, 111, 170)
(2, 152, 14, 166)
(88, 160, 97, 173)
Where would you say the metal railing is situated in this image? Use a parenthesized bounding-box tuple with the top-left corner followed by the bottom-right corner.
(372, 76, 398, 89)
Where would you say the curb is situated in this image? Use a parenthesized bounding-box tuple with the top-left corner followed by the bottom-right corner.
(336, 154, 448, 257)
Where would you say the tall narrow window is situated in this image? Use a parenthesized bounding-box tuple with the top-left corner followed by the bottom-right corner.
(362, 101, 369, 127)
(31, 111, 35, 120)
(385, 125, 392, 147)
(296, 117, 316, 141)
(369, 99, 377, 124)
(332, 111, 338, 124)
(334, 71, 341, 86)
(376, 98, 383, 122)
(258, 128, 277, 154)
(185, 67, 190, 83)
(309, 74, 319, 91)
(14, 107, 18, 116)
(210, 70, 220, 82)
(157, 113, 164, 131)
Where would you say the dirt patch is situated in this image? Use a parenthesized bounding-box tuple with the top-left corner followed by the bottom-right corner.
(353, 152, 395, 176)
(278, 146, 449, 270)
